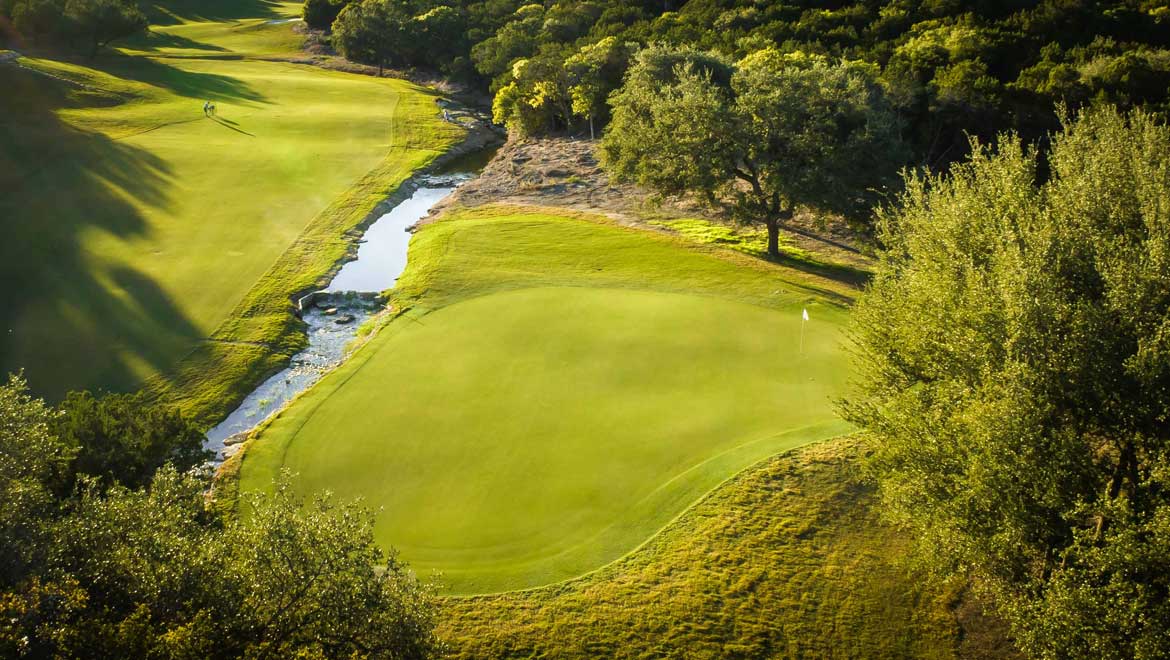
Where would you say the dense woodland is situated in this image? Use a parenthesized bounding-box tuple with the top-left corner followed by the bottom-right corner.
(307, 0, 1170, 166)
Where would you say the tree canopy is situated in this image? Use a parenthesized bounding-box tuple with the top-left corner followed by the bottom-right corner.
(263, 0, 1170, 168)
(844, 106, 1170, 659)
(0, 376, 441, 659)
(602, 45, 903, 255)
(54, 389, 210, 491)
(6, 0, 1169, 155)
(3, 0, 145, 55)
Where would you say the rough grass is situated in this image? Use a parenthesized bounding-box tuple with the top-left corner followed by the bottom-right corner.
(0, 3, 461, 422)
(439, 436, 1020, 660)
(237, 206, 854, 594)
(649, 217, 810, 259)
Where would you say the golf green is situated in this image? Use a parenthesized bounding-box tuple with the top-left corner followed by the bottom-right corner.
(238, 209, 852, 594)
(0, 1, 459, 412)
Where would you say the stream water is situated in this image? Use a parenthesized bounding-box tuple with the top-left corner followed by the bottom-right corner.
(204, 173, 472, 460)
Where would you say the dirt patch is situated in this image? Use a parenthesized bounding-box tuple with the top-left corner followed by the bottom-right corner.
(428, 136, 875, 279)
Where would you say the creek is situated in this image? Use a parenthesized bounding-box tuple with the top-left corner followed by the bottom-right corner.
(203, 172, 472, 460)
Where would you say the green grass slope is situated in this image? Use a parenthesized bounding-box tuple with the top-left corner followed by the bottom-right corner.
(440, 437, 1018, 659)
(0, 3, 460, 419)
(238, 206, 854, 594)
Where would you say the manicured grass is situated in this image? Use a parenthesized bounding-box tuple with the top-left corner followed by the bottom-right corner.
(439, 436, 1019, 659)
(0, 3, 461, 419)
(238, 206, 854, 594)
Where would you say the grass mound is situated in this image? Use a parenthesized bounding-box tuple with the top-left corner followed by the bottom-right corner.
(0, 2, 460, 418)
(439, 436, 1018, 659)
(238, 207, 853, 594)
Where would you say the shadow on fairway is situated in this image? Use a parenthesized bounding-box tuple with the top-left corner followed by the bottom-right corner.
(210, 115, 255, 136)
(0, 66, 203, 398)
(99, 52, 269, 106)
(765, 251, 871, 291)
(127, 29, 232, 53)
(143, 0, 286, 26)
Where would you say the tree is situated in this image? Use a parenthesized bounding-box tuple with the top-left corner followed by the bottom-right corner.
(10, 0, 67, 45)
(331, 0, 409, 76)
(470, 3, 545, 81)
(0, 377, 442, 659)
(54, 390, 210, 491)
(0, 375, 68, 587)
(603, 46, 903, 257)
(491, 45, 575, 135)
(63, 0, 146, 56)
(843, 106, 1170, 659)
(565, 36, 635, 139)
(301, 0, 350, 30)
(412, 5, 467, 69)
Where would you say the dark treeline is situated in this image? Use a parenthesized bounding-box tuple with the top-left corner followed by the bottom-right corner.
(0, 0, 147, 55)
(309, 0, 1170, 167)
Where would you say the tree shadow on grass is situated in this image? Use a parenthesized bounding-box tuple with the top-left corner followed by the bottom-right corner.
(766, 250, 872, 290)
(0, 64, 204, 400)
(98, 52, 269, 106)
(123, 29, 232, 53)
(143, 0, 287, 26)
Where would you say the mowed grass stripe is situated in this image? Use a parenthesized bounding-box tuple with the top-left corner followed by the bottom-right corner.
(238, 209, 853, 594)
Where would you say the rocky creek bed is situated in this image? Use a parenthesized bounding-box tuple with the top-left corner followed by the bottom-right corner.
(204, 173, 474, 460)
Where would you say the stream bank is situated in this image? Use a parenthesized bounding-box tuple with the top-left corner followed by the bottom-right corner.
(204, 116, 501, 460)
(205, 173, 476, 459)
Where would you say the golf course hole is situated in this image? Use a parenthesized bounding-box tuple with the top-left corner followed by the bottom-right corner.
(240, 285, 851, 594)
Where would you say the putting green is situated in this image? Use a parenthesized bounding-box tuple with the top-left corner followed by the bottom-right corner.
(239, 209, 852, 594)
(0, 1, 459, 414)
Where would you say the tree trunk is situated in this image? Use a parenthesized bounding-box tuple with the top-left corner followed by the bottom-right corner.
(589, 116, 594, 140)
(765, 217, 780, 258)
(1095, 440, 1136, 541)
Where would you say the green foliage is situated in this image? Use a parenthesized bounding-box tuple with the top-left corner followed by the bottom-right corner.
(331, 0, 405, 73)
(330, 0, 471, 76)
(603, 45, 903, 254)
(844, 106, 1170, 659)
(287, 0, 1170, 165)
(0, 375, 69, 586)
(67, 0, 147, 55)
(490, 37, 637, 136)
(302, 0, 349, 30)
(0, 377, 441, 659)
(54, 390, 210, 490)
(5, 0, 145, 54)
(565, 36, 636, 138)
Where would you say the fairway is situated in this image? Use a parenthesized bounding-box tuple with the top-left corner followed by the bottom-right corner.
(0, 1, 460, 413)
(238, 208, 853, 594)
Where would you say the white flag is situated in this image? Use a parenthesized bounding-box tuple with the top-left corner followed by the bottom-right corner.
(802, 308, 809, 321)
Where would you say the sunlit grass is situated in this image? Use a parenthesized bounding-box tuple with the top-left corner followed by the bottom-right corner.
(238, 206, 853, 594)
(1, 4, 460, 422)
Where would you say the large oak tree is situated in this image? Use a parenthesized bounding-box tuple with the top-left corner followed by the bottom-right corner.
(602, 46, 904, 256)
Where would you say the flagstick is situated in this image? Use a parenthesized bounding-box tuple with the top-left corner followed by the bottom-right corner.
(799, 308, 809, 355)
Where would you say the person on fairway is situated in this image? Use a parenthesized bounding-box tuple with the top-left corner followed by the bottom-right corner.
(203, 100, 210, 116)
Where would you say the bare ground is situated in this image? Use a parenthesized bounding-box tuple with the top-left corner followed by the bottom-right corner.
(427, 136, 875, 290)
